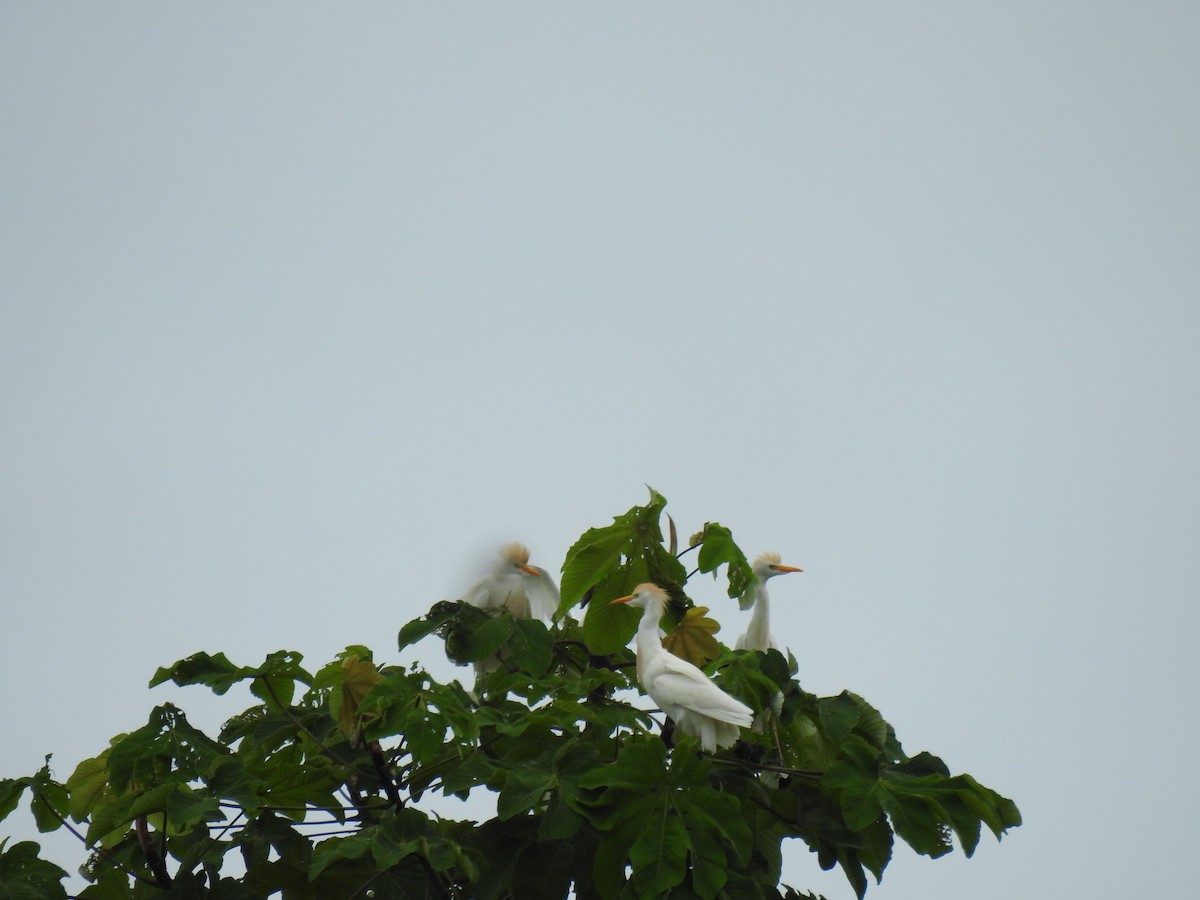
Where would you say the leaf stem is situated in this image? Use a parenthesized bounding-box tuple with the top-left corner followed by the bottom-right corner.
(31, 788, 161, 889)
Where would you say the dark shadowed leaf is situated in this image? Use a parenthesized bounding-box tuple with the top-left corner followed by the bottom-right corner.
(398, 600, 462, 652)
(149, 652, 247, 694)
(0, 839, 69, 900)
(508, 618, 553, 675)
(694, 523, 755, 603)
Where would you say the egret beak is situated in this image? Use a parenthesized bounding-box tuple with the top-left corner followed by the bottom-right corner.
(518, 565, 541, 577)
(771, 565, 803, 574)
(611, 594, 634, 604)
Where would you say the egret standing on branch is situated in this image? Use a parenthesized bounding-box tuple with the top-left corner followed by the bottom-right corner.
(612, 583, 753, 753)
(736, 552, 802, 653)
(464, 542, 559, 675)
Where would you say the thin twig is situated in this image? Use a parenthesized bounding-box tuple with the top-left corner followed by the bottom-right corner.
(368, 740, 403, 809)
(707, 755, 824, 781)
(134, 814, 172, 889)
(36, 798, 160, 889)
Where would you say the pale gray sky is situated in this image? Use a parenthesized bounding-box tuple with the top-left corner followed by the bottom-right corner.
(3, 4, 1198, 898)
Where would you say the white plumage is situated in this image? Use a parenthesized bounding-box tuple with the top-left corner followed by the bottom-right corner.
(463, 542, 559, 674)
(735, 551, 802, 652)
(613, 583, 753, 753)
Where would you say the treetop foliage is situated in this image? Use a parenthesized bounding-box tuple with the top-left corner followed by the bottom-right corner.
(0, 489, 1020, 899)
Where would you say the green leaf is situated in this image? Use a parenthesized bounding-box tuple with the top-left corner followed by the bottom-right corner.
(257, 757, 342, 822)
(581, 569, 646, 655)
(578, 739, 666, 793)
(439, 751, 498, 799)
(27, 763, 67, 834)
(308, 829, 374, 879)
(466, 612, 516, 663)
(149, 652, 248, 694)
(398, 600, 462, 652)
(0, 839, 69, 900)
(508, 618, 554, 675)
(817, 693, 862, 748)
(66, 753, 110, 822)
(821, 737, 1019, 862)
(512, 839, 576, 900)
(560, 487, 686, 620)
(560, 527, 632, 613)
(714, 652, 788, 721)
(694, 523, 755, 603)
(577, 739, 755, 899)
(106, 705, 229, 794)
(538, 795, 583, 841)
(446, 607, 515, 665)
(498, 767, 556, 820)
(246, 650, 310, 712)
(629, 811, 688, 897)
(0, 781, 28, 827)
(205, 758, 263, 810)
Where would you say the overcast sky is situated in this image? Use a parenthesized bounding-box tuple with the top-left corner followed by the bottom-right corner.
(3, 4, 1198, 898)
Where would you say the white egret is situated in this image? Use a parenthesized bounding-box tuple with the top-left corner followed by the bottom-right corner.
(612, 583, 753, 753)
(464, 542, 559, 675)
(736, 552, 802, 652)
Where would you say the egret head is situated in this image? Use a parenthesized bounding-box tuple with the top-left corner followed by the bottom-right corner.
(752, 551, 803, 581)
(610, 582, 669, 610)
(499, 542, 541, 577)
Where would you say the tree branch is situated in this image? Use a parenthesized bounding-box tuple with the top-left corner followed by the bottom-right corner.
(33, 796, 160, 889)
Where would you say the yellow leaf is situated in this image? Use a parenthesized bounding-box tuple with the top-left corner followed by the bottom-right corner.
(661, 606, 722, 668)
(339, 656, 382, 743)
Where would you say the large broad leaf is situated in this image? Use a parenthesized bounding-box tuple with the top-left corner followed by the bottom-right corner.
(439, 603, 515, 665)
(497, 740, 599, 824)
(333, 655, 382, 742)
(0, 782, 27, 827)
(256, 753, 343, 823)
(560, 487, 686, 613)
(0, 839, 69, 900)
(397, 600, 462, 652)
(661, 607, 722, 668)
(580, 569, 647, 656)
(149, 652, 248, 694)
(507, 618, 554, 676)
(65, 752, 110, 823)
(27, 762, 67, 835)
(694, 523, 755, 603)
(511, 838, 576, 900)
(247, 650, 311, 711)
(578, 739, 752, 900)
(822, 738, 1020, 861)
(106, 705, 229, 795)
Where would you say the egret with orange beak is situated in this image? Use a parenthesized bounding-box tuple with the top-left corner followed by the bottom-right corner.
(736, 552, 802, 653)
(613, 583, 753, 752)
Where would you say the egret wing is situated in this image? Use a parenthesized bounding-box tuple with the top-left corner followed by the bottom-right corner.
(523, 565, 560, 621)
(463, 579, 496, 609)
(647, 655, 753, 726)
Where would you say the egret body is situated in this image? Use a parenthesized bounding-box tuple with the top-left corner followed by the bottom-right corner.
(613, 583, 753, 752)
(736, 552, 802, 652)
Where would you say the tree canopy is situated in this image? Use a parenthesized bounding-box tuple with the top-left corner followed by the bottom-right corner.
(0, 489, 1020, 899)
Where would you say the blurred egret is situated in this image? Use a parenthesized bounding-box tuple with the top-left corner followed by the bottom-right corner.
(464, 542, 559, 675)
(612, 583, 753, 752)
